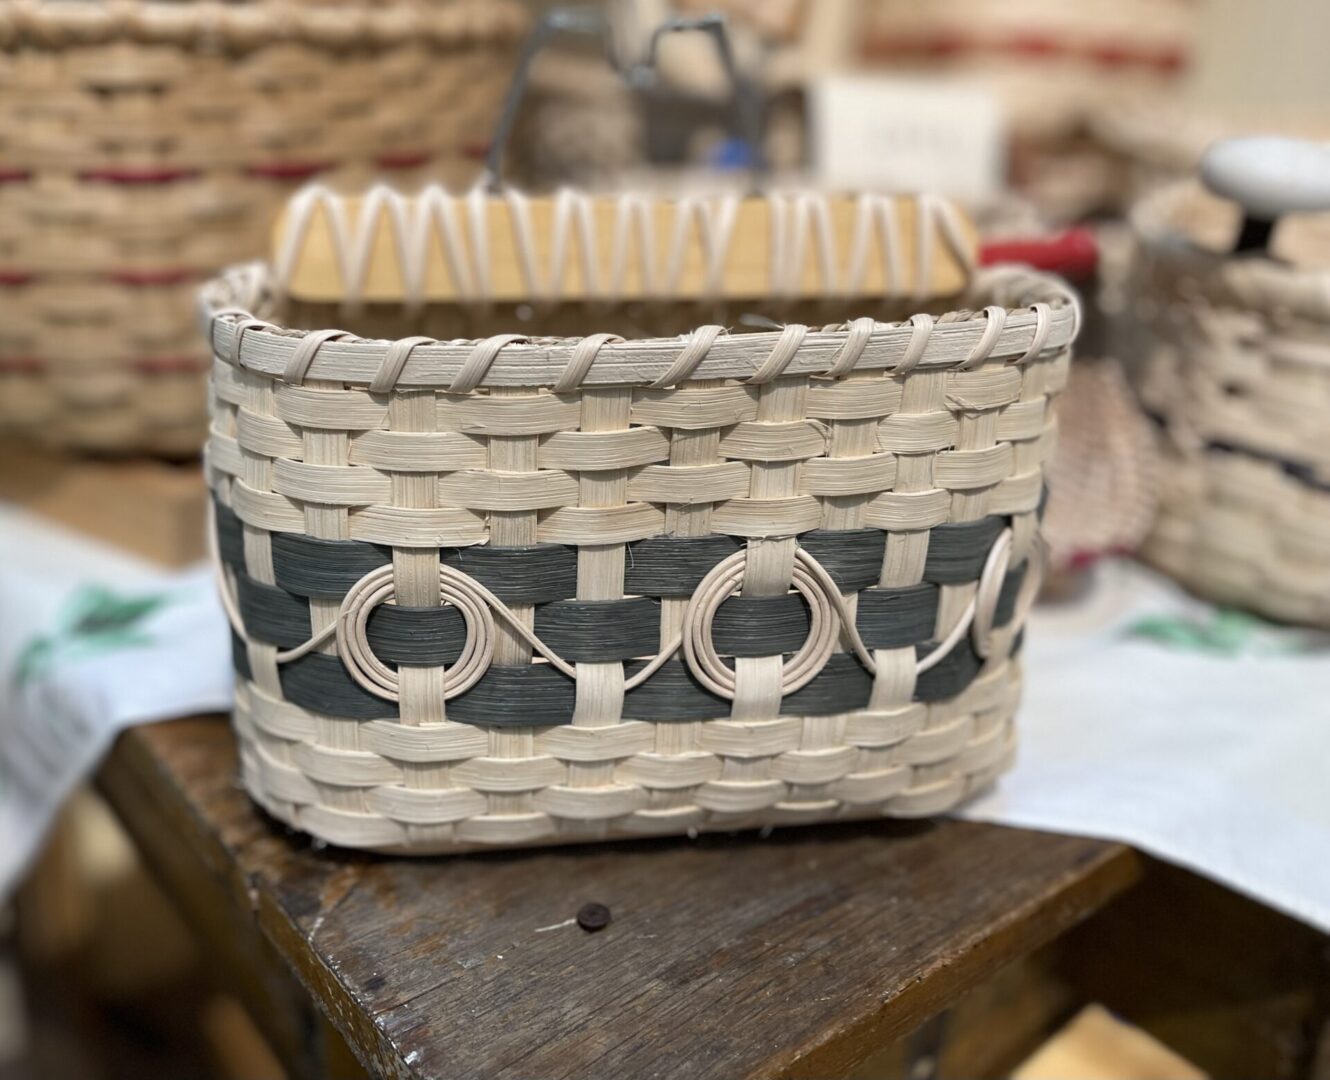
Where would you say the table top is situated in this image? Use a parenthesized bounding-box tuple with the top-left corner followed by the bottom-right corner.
(99, 717, 1140, 1080)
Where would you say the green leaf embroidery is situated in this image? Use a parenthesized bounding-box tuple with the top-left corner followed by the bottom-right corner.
(1125, 608, 1298, 656)
(11, 585, 175, 688)
(61, 586, 170, 637)
(12, 637, 55, 689)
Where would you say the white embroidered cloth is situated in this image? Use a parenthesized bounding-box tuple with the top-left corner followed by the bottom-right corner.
(0, 505, 231, 894)
(957, 558, 1330, 932)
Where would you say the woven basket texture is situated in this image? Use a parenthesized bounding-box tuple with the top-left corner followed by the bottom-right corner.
(0, 0, 524, 453)
(510, 56, 643, 189)
(1135, 181, 1330, 627)
(975, 206, 1158, 572)
(861, 0, 1193, 138)
(1092, 104, 1330, 217)
(202, 248, 1078, 853)
(1042, 358, 1157, 574)
(861, 0, 1195, 221)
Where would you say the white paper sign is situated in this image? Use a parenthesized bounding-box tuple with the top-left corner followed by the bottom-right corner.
(809, 74, 1006, 201)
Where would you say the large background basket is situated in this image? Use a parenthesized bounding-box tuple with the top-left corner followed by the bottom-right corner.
(859, 0, 1196, 221)
(1134, 180, 1330, 626)
(201, 204, 1078, 851)
(0, 0, 524, 453)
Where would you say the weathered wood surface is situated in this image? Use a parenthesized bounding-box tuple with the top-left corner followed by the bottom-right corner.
(98, 716, 1141, 1080)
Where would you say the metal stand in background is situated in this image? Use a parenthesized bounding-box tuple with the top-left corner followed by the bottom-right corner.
(483, 6, 767, 190)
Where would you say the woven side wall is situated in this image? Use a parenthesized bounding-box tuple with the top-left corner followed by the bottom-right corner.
(1135, 183, 1330, 627)
(203, 264, 1074, 852)
(0, 1, 524, 453)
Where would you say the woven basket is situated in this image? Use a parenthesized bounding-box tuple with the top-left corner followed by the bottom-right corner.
(1135, 181, 1330, 626)
(859, 0, 1195, 222)
(860, 0, 1193, 138)
(0, 0, 524, 454)
(1041, 357, 1157, 577)
(202, 231, 1078, 852)
(975, 207, 1157, 576)
(1093, 103, 1330, 215)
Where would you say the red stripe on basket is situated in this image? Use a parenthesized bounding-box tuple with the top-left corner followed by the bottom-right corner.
(107, 268, 200, 287)
(461, 140, 490, 161)
(0, 270, 35, 286)
(1086, 42, 1186, 71)
(0, 168, 30, 184)
(245, 160, 333, 180)
(1005, 32, 1058, 57)
(377, 150, 433, 170)
(868, 31, 964, 58)
(80, 166, 200, 184)
(1067, 550, 1102, 571)
(979, 228, 1098, 281)
(0, 356, 45, 373)
(863, 33, 1188, 72)
(1137, 45, 1187, 73)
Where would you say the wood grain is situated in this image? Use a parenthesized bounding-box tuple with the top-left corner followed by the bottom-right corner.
(98, 716, 1140, 1080)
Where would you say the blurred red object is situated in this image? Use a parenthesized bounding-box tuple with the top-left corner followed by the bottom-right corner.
(980, 227, 1098, 281)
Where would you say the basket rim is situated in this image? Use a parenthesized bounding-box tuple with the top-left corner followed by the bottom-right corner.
(200, 262, 1079, 392)
(1092, 103, 1330, 174)
(1133, 179, 1330, 323)
(1133, 178, 1330, 280)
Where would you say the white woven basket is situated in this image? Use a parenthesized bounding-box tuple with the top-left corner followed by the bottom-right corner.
(1135, 180, 1330, 626)
(201, 191, 1080, 852)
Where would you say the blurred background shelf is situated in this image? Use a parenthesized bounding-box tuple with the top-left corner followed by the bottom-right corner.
(0, 441, 207, 567)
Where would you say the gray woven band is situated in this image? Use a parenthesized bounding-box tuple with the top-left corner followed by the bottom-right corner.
(219, 500, 1029, 726)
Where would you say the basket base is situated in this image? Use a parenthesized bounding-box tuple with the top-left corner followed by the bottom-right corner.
(231, 664, 1021, 855)
(242, 755, 1014, 859)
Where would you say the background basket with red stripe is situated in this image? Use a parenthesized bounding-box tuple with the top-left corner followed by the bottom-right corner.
(862, 0, 1196, 221)
(0, 0, 524, 453)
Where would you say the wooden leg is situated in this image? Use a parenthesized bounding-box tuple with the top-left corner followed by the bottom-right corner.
(848, 949, 1087, 1080)
(850, 859, 1330, 1080)
(96, 731, 365, 1080)
(1057, 859, 1330, 1080)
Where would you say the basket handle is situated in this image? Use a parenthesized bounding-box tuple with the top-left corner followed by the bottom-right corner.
(482, 7, 763, 191)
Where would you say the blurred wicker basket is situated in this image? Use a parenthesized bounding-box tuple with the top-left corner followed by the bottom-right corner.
(862, 0, 1193, 135)
(1135, 178, 1330, 626)
(861, 0, 1195, 221)
(975, 213, 1158, 578)
(0, 0, 524, 454)
(1093, 102, 1330, 215)
(200, 185, 1079, 852)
